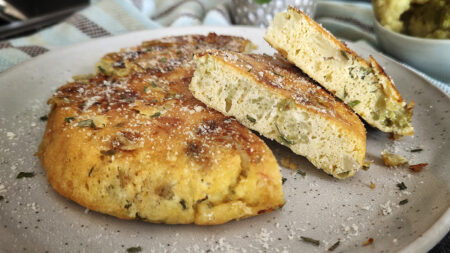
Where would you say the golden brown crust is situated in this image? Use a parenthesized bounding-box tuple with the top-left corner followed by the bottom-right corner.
(38, 34, 284, 225)
(98, 33, 255, 77)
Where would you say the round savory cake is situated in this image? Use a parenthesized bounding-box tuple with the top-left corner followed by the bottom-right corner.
(37, 34, 284, 225)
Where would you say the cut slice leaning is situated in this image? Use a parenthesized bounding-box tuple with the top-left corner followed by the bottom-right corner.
(190, 50, 366, 179)
(265, 7, 414, 136)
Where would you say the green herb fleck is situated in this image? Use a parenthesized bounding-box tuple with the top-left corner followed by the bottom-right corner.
(0, 195, 4, 201)
(282, 177, 287, 184)
(340, 50, 349, 61)
(273, 71, 284, 77)
(160, 57, 167, 63)
(126, 246, 142, 253)
(397, 182, 407, 191)
(17, 172, 35, 179)
(100, 150, 116, 156)
(278, 135, 294, 145)
(151, 112, 161, 118)
(124, 202, 132, 209)
(248, 67, 253, 72)
(343, 88, 348, 98)
(119, 95, 135, 103)
(97, 66, 106, 74)
(254, 0, 272, 4)
(348, 67, 356, 79)
(328, 240, 340, 251)
(297, 169, 306, 177)
(64, 117, 75, 123)
(399, 199, 409, 205)
(410, 148, 423, 152)
(279, 135, 293, 145)
(40, 115, 48, 121)
(179, 199, 187, 210)
(277, 99, 293, 112)
(151, 81, 157, 88)
(88, 167, 94, 177)
(301, 236, 320, 246)
(78, 119, 95, 128)
(143, 86, 149, 93)
(361, 67, 372, 80)
(348, 100, 360, 108)
(275, 124, 293, 145)
(246, 115, 256, 123)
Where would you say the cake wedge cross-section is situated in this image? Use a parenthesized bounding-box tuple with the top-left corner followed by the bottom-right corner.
(265, 7, 414, 136)
(190, 50, 366, 179)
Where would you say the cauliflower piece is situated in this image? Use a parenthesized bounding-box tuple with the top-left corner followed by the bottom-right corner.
(373, 0, 412, 32)
(373, 0, 450, 38)
(381, 150, 408, 166)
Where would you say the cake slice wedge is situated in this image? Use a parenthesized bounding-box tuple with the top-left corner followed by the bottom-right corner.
(265, 7, 414, 136)
(189, 50, 366, 179)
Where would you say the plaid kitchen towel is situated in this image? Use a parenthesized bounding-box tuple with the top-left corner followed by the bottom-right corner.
(0, 0, 448, 94)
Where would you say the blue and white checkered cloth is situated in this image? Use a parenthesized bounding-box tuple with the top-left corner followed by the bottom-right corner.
(0, 0, 448, 94)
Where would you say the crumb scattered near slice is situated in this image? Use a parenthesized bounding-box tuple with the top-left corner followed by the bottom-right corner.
(409, 163, 428, 172)
(362, 160, 374, 170)
(280, 156, 299, 170)
(381, 150, 408, 166)
(370, 182, 376, 189)
(362, 238, 374, 246)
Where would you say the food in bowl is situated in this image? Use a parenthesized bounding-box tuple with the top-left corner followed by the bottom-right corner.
(373, 0, 450, 39)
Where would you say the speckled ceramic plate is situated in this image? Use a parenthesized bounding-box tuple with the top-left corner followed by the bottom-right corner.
(0, 27, 449, 253)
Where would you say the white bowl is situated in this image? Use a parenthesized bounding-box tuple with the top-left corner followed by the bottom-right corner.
(374, 20, 450, 83)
